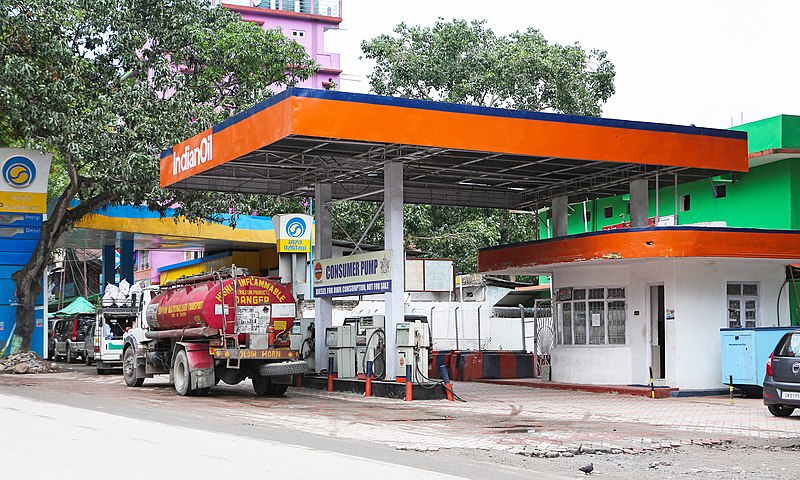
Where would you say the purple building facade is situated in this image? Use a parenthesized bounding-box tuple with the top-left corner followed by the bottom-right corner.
(220, 0, 342, 90)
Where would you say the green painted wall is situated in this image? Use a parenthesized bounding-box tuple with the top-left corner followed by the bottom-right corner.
(731, 114, 800, 153)
(545, 158, 794, 236)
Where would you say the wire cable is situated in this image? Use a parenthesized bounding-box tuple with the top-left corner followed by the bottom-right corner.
(414, 352, 466, 402)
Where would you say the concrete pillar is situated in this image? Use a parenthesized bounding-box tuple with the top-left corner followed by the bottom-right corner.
(551, 196, 569, 237)
(629, 178, 649, 228)
(101, 244, 116, 291)
(314, 183, 333, 373)
(119, 235, 134, 285)
(384, 161, 404, 380)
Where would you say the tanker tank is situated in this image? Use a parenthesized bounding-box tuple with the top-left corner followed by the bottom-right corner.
(145, 276, 296, 335)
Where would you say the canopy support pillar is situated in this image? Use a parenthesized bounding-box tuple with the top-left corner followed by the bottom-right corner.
(551, 196, 568, 237)
(384, 160, 404, 380)
(630, 178, 649, 227)
(314, 183, 333, 373)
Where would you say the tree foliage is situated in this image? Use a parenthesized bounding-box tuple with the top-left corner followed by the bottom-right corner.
(361, 18, 615, 115)
(352, 18, 616, 272)
(1, 0, 316, 351)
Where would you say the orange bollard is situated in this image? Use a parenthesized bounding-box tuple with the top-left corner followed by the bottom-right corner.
(405, 364, 413, 401)
(365, 360, 373, 398)
(440, 365, 454, 402)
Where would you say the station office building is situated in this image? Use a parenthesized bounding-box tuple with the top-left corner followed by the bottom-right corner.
(480, 115, 800, 391)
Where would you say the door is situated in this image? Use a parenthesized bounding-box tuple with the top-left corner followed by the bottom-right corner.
(649, 285, 666, 380)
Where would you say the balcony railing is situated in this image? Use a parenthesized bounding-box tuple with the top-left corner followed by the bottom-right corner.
(223, 0, 341, 18)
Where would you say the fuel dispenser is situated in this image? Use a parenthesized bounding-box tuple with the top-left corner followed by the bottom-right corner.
(396, 321, 430, 382)
(290, 318, 315, 372)
(325, 324, 356, 378)
(352, 315, 385, 379)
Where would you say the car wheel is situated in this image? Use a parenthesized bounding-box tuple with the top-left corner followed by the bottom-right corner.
(47, 344, 54, 360)
(173, 350, 192, 396)
(84, 351, 92, 366)
(768, 405, 795, 417)
(123, 347, 144, 387)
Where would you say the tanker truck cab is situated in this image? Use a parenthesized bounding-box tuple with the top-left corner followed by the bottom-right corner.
(122, 269, 308, 397)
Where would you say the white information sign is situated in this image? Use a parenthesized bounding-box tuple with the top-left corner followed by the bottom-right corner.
(313, 250, 392, 297)
(236, 305, 271, 334)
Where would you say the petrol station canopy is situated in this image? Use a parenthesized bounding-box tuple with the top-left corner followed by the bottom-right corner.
(160, 89, 748, 209)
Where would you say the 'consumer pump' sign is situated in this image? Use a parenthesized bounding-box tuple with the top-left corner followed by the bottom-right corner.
(313, 250, 392, 297)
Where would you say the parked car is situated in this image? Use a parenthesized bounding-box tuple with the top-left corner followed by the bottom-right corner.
(47, 321, 59, 360)
(83, 323, 96, 365)
(763, 329, 800, 417)
(52, 315, 94, 363)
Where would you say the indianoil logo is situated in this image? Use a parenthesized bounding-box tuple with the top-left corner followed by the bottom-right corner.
(2, 156, 36, 188)
(314, 262, 323, 281)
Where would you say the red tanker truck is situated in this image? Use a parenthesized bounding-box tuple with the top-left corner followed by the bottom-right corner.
(122, 269, 307, 396)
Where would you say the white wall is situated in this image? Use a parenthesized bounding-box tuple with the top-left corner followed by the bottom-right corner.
(551, 346, 632, 384)
(672, 258, 788, 390)
(548, 257, 791, 391)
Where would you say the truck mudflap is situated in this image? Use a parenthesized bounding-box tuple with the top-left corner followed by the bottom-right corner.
(259, 361, 308, 377)
(191, 367, 215, 390)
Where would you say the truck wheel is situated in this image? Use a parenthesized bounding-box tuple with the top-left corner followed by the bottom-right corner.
(252, 376, 288, 396)
(123, 347, 144, 387)
(173, 350, 193, 396)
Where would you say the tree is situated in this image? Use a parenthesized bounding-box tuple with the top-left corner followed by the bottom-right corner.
(361, 18, 615, 115)
(354, 18, 616, 273)
(1, 0, 316, 352)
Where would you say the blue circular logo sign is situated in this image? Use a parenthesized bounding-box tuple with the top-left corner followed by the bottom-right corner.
(286, 217, 306, 238)
(2, 156, 36, 189)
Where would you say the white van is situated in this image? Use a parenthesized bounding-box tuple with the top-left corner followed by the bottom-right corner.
(93, 307, 137, 374)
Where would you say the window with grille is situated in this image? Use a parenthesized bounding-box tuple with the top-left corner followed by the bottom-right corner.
(138, 250, 150, 270)
(727, 282, 758, 328)
(556, 287, 626, 345)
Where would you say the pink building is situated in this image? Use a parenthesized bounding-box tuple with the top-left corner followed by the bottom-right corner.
(220, 0, 342, 90)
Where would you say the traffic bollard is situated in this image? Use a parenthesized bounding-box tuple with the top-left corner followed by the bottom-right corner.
(439, 364, 454, 402)
(405, 364, 413, 402)
(327, 356, 334, 392)
(365, 360, 373, 398)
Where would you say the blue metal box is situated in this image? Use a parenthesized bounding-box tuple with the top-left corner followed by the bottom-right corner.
(721, 327, 796, 389)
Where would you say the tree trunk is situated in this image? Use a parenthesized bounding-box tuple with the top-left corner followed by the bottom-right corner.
(10, 265, 43, 353)
(10, 185, 113, 353)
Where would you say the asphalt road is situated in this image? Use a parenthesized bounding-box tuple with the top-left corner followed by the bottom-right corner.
(4, 363, 800, 479)
(0, 365, 556, 480)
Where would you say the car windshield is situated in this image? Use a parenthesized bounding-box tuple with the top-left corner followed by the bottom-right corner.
(777, 333, 800, 358)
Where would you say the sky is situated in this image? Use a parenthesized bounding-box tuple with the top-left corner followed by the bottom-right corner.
(325, 0, 800, 129)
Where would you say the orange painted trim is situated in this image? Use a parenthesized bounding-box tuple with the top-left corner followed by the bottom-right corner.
(749, 148, 800, 159)
(161, 92, 748, 188)
(221, 3, 343, 24)
(478, 228, 800, 273)
(160, 98, 294, 187)
(289, 97, 748, 172)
